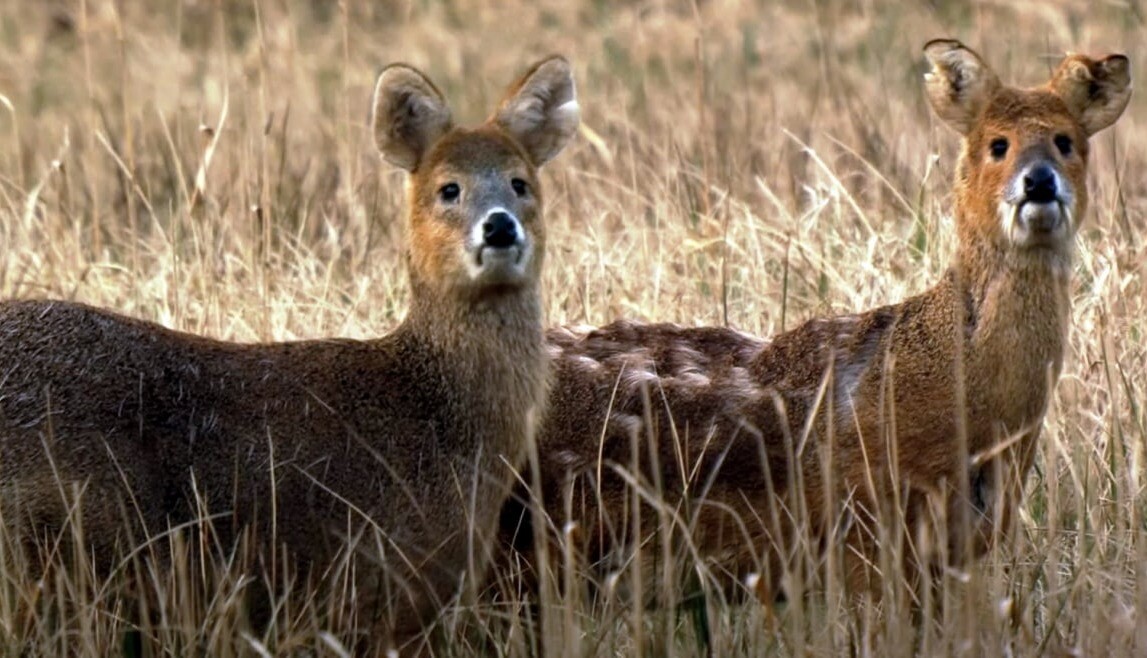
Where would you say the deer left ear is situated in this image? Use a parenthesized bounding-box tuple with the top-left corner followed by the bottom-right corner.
(1050, 53, 1132, 137)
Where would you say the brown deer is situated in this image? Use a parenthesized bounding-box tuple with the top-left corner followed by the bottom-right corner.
(500, 41, 1130, 608)
(0, 56, 578, 652)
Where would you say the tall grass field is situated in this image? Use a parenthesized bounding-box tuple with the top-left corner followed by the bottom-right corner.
(0, 1, 1145, 655)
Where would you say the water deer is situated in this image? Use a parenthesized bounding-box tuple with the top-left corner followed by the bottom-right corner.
(500, 41, 1130, 606)
(0, 56, 578, 651)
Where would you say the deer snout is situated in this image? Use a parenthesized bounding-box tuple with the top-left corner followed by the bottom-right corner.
(1000, 160, 1074, 249)
(483, 211, 520, 249)
(1017, 161, 1070, 233)
(467, 207, 530, 283)
(1022, 164, 1058, 204)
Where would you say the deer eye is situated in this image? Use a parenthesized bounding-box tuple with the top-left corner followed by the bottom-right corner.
(511, 178, 529, 197)
(439, 183, 460, 203)
(1053, 134, 1073, 156)
(989, 138, 1009, 160)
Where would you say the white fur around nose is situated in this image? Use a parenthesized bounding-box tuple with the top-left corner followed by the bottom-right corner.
(1002, 164, 1071, 206)
(997, 163, 1076, 252)
(465, 206, 531, 282)
(470, 206, 522, 248)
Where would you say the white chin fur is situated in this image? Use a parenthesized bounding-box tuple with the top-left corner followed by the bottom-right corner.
(998, 201, 1072, 248)
(465, 243, 531, 284)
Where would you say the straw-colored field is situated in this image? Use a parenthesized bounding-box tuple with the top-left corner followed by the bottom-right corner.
(0, 1, 1144, 655)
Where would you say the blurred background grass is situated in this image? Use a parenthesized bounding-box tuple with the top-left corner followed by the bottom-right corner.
(0, 0, 1145, 655)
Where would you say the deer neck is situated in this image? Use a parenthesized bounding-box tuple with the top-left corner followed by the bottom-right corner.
(403, 280, 549, 445)
(949, 220, 1073, 432)
(406, 279, 545, 354)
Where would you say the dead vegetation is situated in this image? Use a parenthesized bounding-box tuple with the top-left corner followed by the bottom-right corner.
(0, 1, 1145, 656)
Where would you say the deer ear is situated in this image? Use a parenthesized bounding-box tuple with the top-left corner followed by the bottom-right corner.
(492, 55, 580, 166)
(923, 39, 1001, 136)
(1050, 53, 1131, 136)
(371, 64, 454, 171)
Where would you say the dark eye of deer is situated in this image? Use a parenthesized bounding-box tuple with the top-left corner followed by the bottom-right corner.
(439, 182, 460, 203)
(989, 138, 1008, 160)
(511, 178, 529, 197)
(1053, 134, 1073, 156)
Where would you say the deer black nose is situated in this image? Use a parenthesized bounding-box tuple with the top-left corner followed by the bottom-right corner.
(483, 212, 519, 249)
(1023, 164, 1058, 204)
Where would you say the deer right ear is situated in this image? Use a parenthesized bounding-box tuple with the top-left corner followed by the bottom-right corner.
(371, 64, 453, 171)
(923, 39, 1000, 136)
(492, 55, 580, 166)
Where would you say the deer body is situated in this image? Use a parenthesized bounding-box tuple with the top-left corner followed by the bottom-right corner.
(502, 41, 1129, 601)
(0, 56, 578, 650)
(0, 297, 538, 576)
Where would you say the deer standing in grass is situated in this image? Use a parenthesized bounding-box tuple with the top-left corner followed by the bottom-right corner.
(0, 56, 577, 652)
(500, 41, 1130, 608)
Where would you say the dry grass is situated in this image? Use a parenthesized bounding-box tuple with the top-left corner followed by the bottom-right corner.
(1, 0, 1146, 655)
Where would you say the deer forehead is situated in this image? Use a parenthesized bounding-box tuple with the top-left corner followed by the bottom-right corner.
(972, 89, 1085, 143)
(416, 127, 537, 184)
